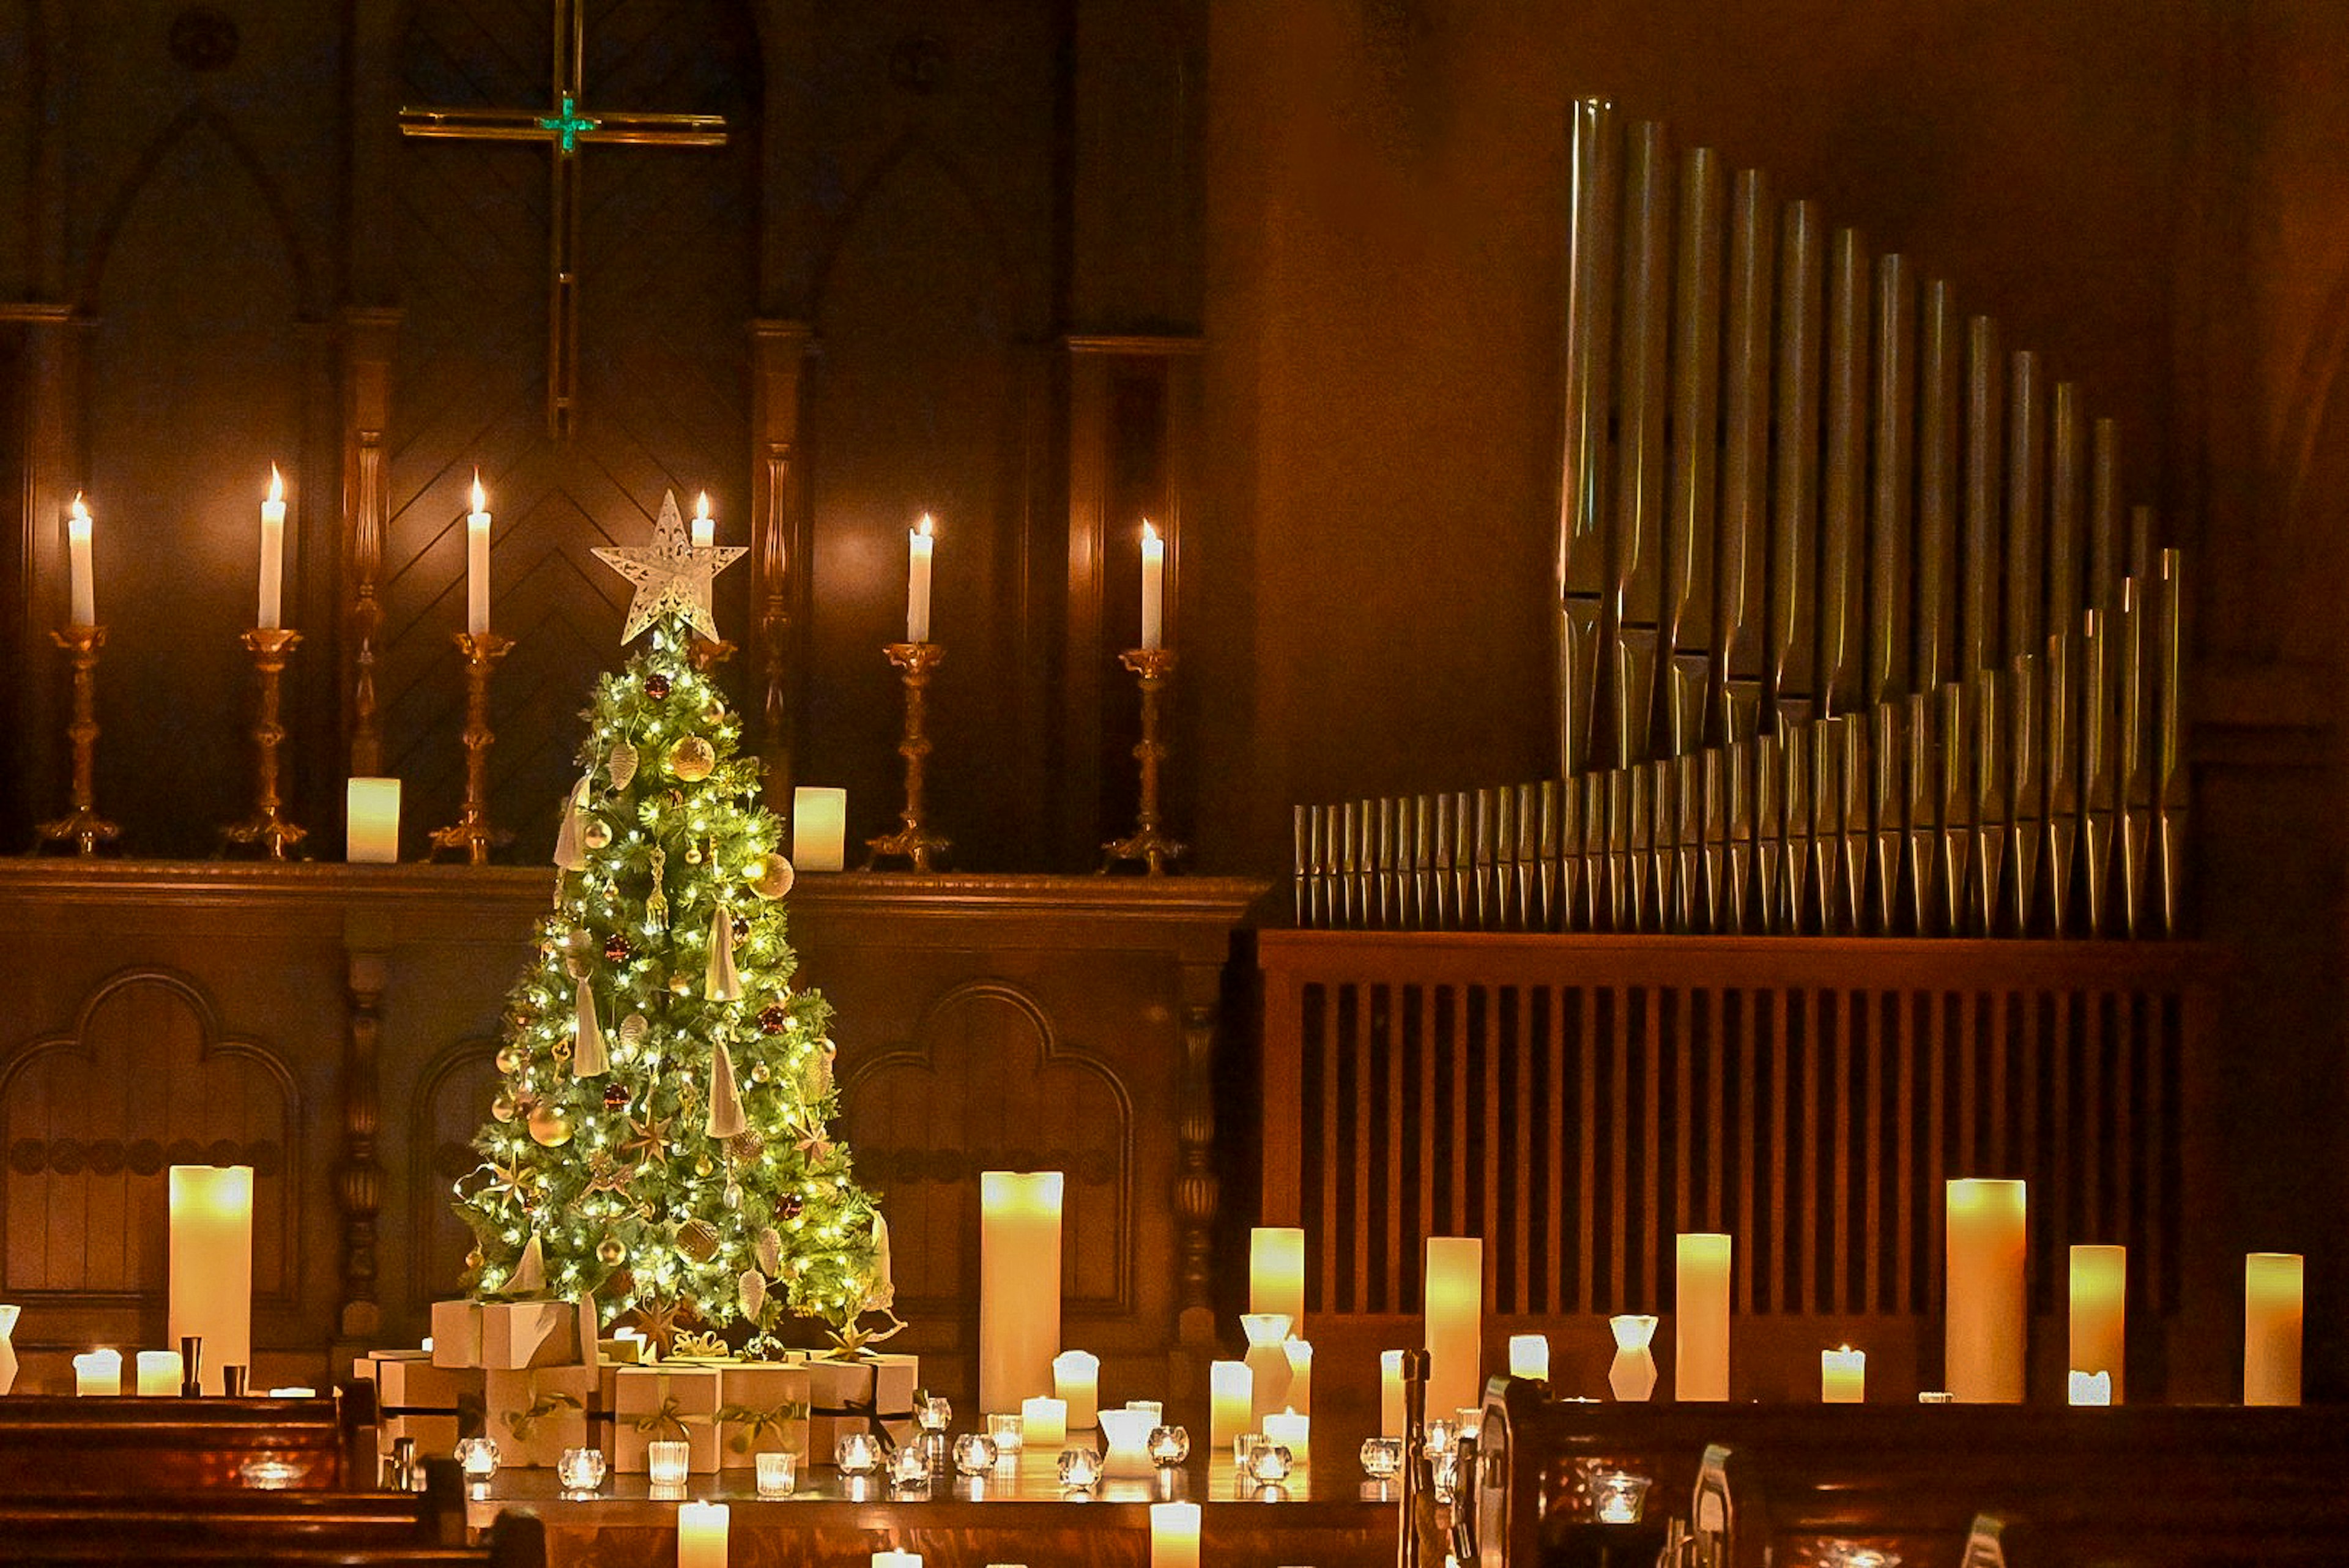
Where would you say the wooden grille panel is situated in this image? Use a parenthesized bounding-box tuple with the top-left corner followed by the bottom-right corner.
(1261, 931, 2217, 1323)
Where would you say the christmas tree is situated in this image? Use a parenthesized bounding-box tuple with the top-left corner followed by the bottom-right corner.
(455, 492, 893, 1351)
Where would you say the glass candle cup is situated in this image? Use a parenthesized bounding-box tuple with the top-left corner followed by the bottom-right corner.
(985, 1413, 1025, 1455)
(918, 1394, 952, 1433)
(1057, 1446, 1104, 1491)
(835, 1432, 884, 1474)
(1148, 1425, 1190, 1466)
(889, 1442, 933, 1489)
(1592, 1470, 1652, 1526)
(645, 1440, 691, 1487)
(951, 1433, 998, 1476)
(1247, 1443, 1293, 1485)
(754, 1451, 796, 1498)
(555, 1447, 607, 1492)
(455, 1436, 500, 1481)
(1359, 1436, 1403, 1479)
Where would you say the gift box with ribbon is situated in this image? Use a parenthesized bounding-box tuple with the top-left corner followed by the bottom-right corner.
(483, 1364, 599, 1468)
(802, 1351, 919, 1452)
(714, 1361, 812, 1466)
(366, 1350, 482, 1460)
(610, 1363, 721, 1473)
(433, 1294, 595, 1371)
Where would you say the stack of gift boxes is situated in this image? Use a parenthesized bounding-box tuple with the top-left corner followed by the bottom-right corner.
(355, 1296, 919, 1476)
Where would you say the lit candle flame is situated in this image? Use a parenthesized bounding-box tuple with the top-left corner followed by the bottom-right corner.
(70, 493, 89, 524)
(1143, 518, 1159, 544)
(696, 492, 711, 521)
(267, 465, 284, 503)
(917, 513, 934, 539)
(470, 472, 486, 516)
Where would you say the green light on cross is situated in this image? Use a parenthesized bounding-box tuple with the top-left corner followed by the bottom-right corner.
(537, 95, 599, 154)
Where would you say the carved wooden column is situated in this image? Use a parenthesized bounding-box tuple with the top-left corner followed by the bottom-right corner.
(7, 305, 85, 832)
(748, 321, 813, 813)
(339, 946, 388, 1342)
(1174, 995, 1220, 1351)
(340, 309, 401, 777)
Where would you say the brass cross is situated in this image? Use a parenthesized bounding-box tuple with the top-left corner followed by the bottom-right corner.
(398, 0, 727, 440)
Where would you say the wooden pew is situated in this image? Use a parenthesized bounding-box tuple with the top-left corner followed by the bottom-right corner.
(0, 1392, 355, 1490)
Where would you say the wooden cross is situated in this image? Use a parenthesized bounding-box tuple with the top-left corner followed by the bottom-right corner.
(398, 0, 727, 440)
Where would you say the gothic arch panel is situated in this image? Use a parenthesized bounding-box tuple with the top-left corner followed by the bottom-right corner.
(411, 1035, 501, 1304)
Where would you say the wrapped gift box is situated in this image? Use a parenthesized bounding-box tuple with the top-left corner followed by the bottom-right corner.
(714, 1361, 812, 1466)
(802, 1352, 919, 1453)
(429, 1301, 482, 1369)
(610, 1364, 722, 1474)
(483, 1364, 599, 1468)
(369, 1351, 481, 1460)
(432, 1296, 590, 1370)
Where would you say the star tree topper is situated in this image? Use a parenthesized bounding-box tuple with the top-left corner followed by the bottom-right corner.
(593, 489, 746, 642)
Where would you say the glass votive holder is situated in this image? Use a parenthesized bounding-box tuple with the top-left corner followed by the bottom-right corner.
(1592, 1470, 1652, 1525)
(889, 1441, 933, 1490)
(836, 1432, 884, 1475)
(1454, 1406, 1483, 1443)
(1057, 1446, 1104, 1492)
(754, 1450, 796, 1498)
(1430, 1446, 1459, 1503)
(556, 1446, 607, 1492)
(1918, 1390, 1955, 1404)
(985, 1413, 1025, 1455)
(646, 1440, 691, 1487)
(1359, 1436, 1403, 1480)
(455, 1435, 500, 1481)
(1248, 1443, 1294, 1486)
(1148, 1425, 1190, 1467)
(918, 1394, 953, 1433)
(1423, 1418, 1458, 1457)
(951, 1433, 998, 1476)
(1233, 1432, 1268, 1471)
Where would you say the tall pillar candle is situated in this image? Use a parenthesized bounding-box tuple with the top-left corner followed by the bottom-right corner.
(792, 787, 847, 872)
(169, 1165, 253, 1394)
(1249, 1225, 1305, 1330)
(979, 1171, 1062, 1415)
(347, 778, 402, 863)
(907, 515, 934, 642)
(1944, 1179, 2027, 1402)
(1675, 1233, 1732, 1401)
(1150, 1501, 1200, 1568)
(1053, 1350, 1099, 1429)
(1507, 1334, 1550, 1381)
(1820, 1347, 1865, 1403)
(67, 495, 94, 626)
(1380, 1349, 1407, 1436)
(2244, 1252, 2303, 1406)
(1209, 1360, 1252, 1450)
(1423, 1237, 1483, 1416)
(465, 476, 491, 636)
(136, 1350, 184, 1396)
(259, 466, 286, 630)
(677, 1501, 729, 1568)
(2068, 1243, 2127, 1402)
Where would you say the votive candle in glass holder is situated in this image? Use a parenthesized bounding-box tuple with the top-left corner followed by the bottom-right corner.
(1247, 1442, 1293, 1486)
(889, 1442, 932, 1490)
(836, 1432, 885, 1475)
(456, 1436, 500, 1481)
(556, 1446, 607, 1492)
(755, 1450, 798, 1497)
(951, 1433, 998, 1476)
(1423, 1418, 1458, 1458)
(646, 1439, 691, 1487)
(1233, 1432, 1267, 1472)
(917, 1394, 953, 1435)
(985, 1413, 1025, 1455)
(1359, 1436, 1403, 1480)
(1057, 1446, 1103, 1492)
(1148, 1425, 1190, 1467)
(1592, 1471, 1652, 1525)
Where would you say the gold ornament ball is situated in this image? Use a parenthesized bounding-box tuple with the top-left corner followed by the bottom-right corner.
(491, 1091, 518, 1123)
(527, 1103, 575, 1147)
(750, 852, 796, 900)
(582, 818, 613, 850)
(669, 736, 716, 782)
(597, 1237, 626, 1267)
(494, 1045, 519, 1074)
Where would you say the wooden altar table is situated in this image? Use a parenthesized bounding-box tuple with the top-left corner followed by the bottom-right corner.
(464, 1458, 1395, 1568)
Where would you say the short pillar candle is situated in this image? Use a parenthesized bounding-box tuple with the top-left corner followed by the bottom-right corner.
(1209, 1359, 1253, 1451)
(1380, 1349, 1407, 1436)
(74, 1349, 122, 1395)
(1675, 1233, 1732, 1401)
(979, 1172, 1063, 1416)
(1151, 1501, 1200, 1568)
(1263, 1408, 1310, 1468)
(677, 1501, 728, 1568)
(2068, 1244, 2127, 1403)
(1944, 1179, 2027, 1403)
(1507, 1334, 1550, 1381)
(792, 787, 848, 874)
(1052, 1350, 1099, 1429)
(871, 1553, 923, 1568)
(1250, 1226, 1306, 1330)
(1423, 1237, 1484, 1416)
(346, 778, 402, 863)
(169, 1165, 253, 1395)
(1019, 1395, 1067, 1449)
(2244, 1252, 2303, 1406)
(136, 1350, 184, 1397)
(1820, 1347, 1865, 1403)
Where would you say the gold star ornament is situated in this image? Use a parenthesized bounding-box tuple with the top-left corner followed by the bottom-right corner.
(593, 489, 746, 643)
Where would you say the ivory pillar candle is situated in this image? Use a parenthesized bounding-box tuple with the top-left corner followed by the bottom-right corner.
(1052, 1350, 1099, 1429)
(67, 495, 94, 626)
(347, 778, 401, 863)
(1380, 1349, 1406, 1436)
(1240, 1313, 1293, 1423)
(1150, 1501, 1200, 1568)
(1282, 1339, 1313, 1416)
(1209, 1360, 1252, 1451)
(1140, 521, 1165, 650)
(169, 1165, 253, 1395)
(1820, 1347, 1865, 1403)
(2068, 1243, 2127, 1403)
(136, 1350, 184, 1397)
(2244, 1252, 2303, 1406)
(1507, 1334, 1550, 1381)
(1944, 1179, 2027, 1403)
(75, 1349, 122, 1394)
(1423, 1236, 1483, 1416)
(677, 1504, 729, 1568)
(979, 1171, 1062, 1415)
(259, 466, 286, 630)
(691, 492, 715, 550)
(465, 476, 491, 636)
(1019, 1395, 1067, 1449)
(1249, 1225, 1305, 1329)
(1674, 1233, 1732, 1402)
(871, 1555, 922, 1568)
(907, 515, 935, 642)
(792, 787, 848, 873)
(1262, 1409, 1310, 1468)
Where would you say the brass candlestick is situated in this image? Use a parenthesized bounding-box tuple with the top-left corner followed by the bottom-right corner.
(864, 641, 951, 871)
(221, 627, 308, 859)
(428, 630, 516, 864)
(33, 624, 121, 856)
(1103, 646, 1186, 874)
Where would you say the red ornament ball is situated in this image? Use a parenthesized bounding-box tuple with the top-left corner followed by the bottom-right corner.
(780, 1192, 804, 1219)
(603, 932, 632, 965)
(759, 1005, 789, 1035)
(603, 1083, 629, 1110)
(645, 673, 672, 700)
